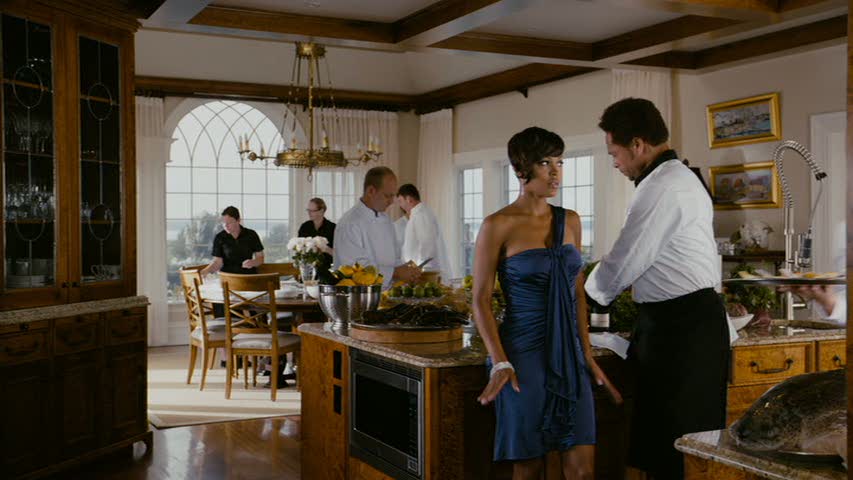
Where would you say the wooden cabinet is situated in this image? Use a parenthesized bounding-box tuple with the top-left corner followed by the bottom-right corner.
(727, 339, 843, 426)
(301, 333, 349, 480)
(0, 304, 150, 479)
(0, 1, 136, 311)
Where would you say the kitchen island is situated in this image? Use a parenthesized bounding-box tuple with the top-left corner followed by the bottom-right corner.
(298, 323, 632, 480)
(676, 429, 846, 480)
(299, 321, 846, 480)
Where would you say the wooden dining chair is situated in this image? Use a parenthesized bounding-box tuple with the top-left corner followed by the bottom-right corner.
(179, 268, 227, 390)
(220, 272, 301, 401)
(256, 262, 299, 325)
(256, 262, 299, 277)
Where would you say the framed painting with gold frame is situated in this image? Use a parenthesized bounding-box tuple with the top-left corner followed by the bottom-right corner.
(709, 161, 781, 210)
(706, 93, 781, 148)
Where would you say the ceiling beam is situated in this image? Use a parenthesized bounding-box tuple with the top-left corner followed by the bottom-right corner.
(188, 5, 395, 43)
(430, 32, 593, 61)
(592, 15, 740, 60)
(629, 14, 847, 69)
(134, 76, 416, 111)
(143, 0, 213, 27)
(392, 0, 538, 46)
(693, 13, 846, 68)
(414, 63, 599, 114)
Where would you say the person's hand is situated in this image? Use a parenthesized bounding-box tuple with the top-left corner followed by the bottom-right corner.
(242, 259, 255, 269)
(779, 285, 837, 315)
(393, 264, 421, 284)
(477, 368, 519, 405)
(586, 357, 623, 405)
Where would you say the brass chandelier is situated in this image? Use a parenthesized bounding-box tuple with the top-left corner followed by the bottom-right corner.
(237, 42, 381, 180)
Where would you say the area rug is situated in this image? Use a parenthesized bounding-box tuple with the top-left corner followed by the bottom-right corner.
(148, 346, 301, 428)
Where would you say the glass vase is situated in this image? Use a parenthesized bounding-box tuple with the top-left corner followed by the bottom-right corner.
(299, 262, 318, 299)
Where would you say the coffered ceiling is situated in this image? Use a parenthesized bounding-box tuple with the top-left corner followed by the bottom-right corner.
(134, 0, 848, 112)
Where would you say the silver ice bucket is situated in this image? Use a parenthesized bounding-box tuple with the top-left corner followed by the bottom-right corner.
(318, 284, 382, 331)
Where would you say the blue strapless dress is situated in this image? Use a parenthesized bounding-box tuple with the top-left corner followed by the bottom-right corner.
(490, 206, 595, 461)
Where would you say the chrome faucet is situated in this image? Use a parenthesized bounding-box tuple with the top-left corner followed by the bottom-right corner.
(772, 140, 827, 319)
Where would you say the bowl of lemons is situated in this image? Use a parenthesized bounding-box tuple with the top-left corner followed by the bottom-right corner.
(318, 263, 384, 330)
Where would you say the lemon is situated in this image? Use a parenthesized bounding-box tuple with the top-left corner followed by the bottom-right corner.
(338, 265, 355, 277)
(353, 271, 378, 286)
(364, 265, 378, 275)
(374, 274, 384, 285)
(337, 279, 357, 287)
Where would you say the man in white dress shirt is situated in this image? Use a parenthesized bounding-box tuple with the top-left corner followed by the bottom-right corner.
(585, 98, 729, 480)
(397, 184, 453, 283)
(334, 166, 421, 289)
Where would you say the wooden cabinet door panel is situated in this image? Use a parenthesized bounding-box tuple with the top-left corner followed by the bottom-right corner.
(0, 329, 49, 365)
(816, 340, 846, 371)
(104, 343, 146, 441)
(55, 314, 101, 355)
(0, 360, 51, 475)
(301, 334, 348, 480)
(55, 349, 102, 458)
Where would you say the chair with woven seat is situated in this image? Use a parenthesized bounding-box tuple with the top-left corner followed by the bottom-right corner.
(180, 268, 227, 390)
(221, 272, 301, 400)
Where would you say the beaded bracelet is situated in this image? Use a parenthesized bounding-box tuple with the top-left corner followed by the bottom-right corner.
(490, 361, 514, 378)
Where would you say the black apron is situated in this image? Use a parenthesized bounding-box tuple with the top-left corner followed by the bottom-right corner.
(627, 288, 730, 479)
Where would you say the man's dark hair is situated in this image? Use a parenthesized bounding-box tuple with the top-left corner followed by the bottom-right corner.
(507, 127, 564, 183)
(598, 97, 669, 147)
(364, 166, 394, 193)
(397, 184, 420, 201)
(221, 206, 240, 220)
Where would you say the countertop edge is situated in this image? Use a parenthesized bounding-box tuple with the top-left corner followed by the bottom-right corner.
(299, 323, 486, 368)
(0, 296, 150, 325)
(675, 434, 844, 480)
(732, 332, 846, 347)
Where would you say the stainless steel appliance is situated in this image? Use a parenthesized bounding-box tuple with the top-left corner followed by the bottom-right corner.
(350, 349, 423, 480)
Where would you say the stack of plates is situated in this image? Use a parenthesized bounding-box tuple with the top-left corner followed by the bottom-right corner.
(7, 275, 47, 288)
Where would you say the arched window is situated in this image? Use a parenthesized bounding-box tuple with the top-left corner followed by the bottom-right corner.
(165, 100, 293, 298)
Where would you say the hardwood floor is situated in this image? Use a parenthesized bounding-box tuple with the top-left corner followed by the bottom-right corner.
(45, 416, 302, 480)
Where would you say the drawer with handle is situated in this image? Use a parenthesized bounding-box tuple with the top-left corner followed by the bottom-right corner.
(105, 309, 146, 345)
(731, 343, 812, 385)
(55, 314, 101, 355)
(0, 330, 49, 364)
(817, 340, 846, 371)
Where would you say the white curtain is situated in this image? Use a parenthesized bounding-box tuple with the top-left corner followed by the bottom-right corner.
(596, 69, 672, 257)
(136, 96, 171, 346)
(416, 109, 457, 278)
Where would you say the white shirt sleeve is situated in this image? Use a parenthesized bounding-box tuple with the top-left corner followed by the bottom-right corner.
(585, 184, 684, 306)
(819, 293, 847, 325)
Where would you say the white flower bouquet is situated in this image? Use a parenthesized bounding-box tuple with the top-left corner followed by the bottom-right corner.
(287, 236, 329, 266)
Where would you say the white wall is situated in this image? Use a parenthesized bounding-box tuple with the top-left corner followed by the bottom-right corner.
(454, 70, 613, 154)
(674, 44, 846, 246)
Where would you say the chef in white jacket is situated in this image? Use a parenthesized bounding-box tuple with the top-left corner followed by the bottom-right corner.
(397, 184, 453, 283)
(334, 166, 421, 289)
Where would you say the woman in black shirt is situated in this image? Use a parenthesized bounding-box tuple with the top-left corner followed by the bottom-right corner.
(298, 198, 335, 283)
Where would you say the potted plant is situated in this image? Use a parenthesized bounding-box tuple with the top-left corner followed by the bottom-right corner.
(725, 263, 779, 326)
(287, 236, 328, 284)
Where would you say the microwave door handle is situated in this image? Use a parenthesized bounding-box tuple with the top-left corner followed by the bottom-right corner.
(353, 361, 420, 393)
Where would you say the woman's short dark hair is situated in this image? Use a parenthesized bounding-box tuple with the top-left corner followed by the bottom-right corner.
(507, 127, 565, 183)
(309, 198, 327, 212)
(221, 206, 240, 220)
(598, 97, 669, 147)
(397, 184, 420, 201)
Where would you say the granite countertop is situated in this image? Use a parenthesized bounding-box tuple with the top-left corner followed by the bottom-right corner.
(298, 322, 616, 368)
(675, 430, 846, 480)
(0, 296, 149, 325)
(733, 322, 846, 347)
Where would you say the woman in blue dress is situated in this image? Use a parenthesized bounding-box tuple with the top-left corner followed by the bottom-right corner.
(472, 127, 622, 479)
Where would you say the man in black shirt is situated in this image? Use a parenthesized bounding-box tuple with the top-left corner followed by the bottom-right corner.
(297, 198, 335, 283)
(202, 206, 265, 277)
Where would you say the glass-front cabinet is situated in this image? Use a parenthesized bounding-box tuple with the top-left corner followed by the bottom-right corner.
(0, 3, 135, 309)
